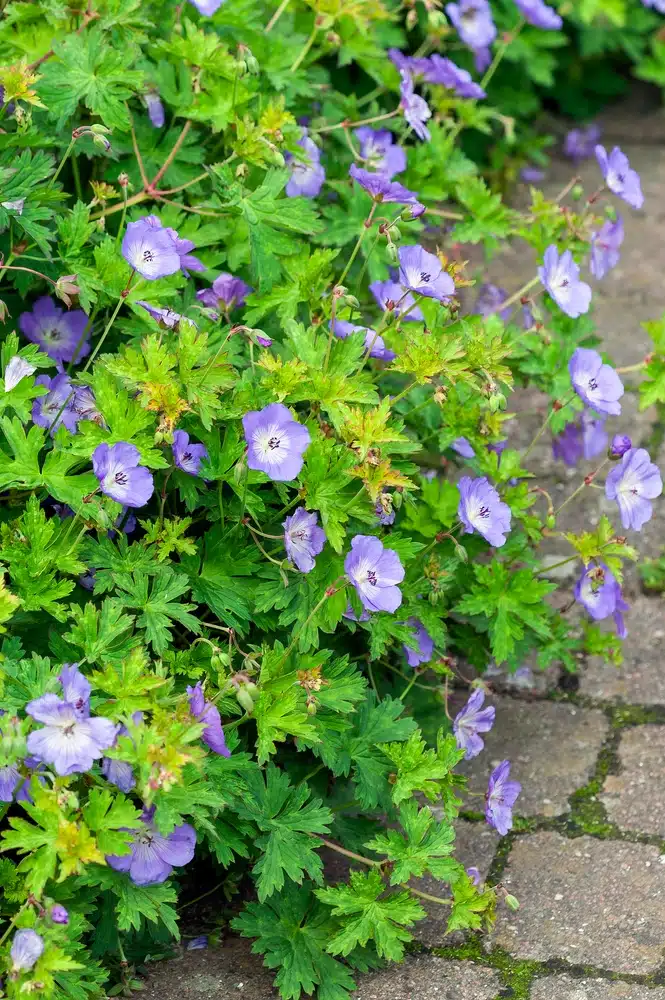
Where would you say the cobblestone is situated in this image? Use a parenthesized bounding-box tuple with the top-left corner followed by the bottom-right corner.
(531, 976, 665, 1000)
(581, 597, 665, 703)
(351, 957, 500, 1000)
(601, 724, 665, 835)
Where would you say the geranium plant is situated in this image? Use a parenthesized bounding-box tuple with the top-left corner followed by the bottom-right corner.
(0, 0, 662, 998)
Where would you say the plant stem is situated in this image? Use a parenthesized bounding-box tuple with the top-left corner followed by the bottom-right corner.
(82, 272, 136, 372)
(337, 201, 377, 289)
(290, 24, 319, 72)
(249, 527, 285, 566)
(390, 380, 418, 407)
(50, 136, 76, 186)
(265, 0, 290, 32)
(297, 762, 325, 788)
(554, 458, 609, 516)
(342, 485, 367, 512)
(130, 114, 150, 189)
(406, 884, 452, 906)
(314, 109, 399, 135)
(0, 264, 60, 289)
(522, 393, 575, 462)
(152, 120, 192, 188)
(179, 881, 225, 911)
(315, 836, 379, 867)
(276, 581, 345, 670)
(480, 17, 525, 91)
(399, 672, 418, 701)
(536, 553, 578, 576)
(423, 205, 464, 221)
(116, 184, 129, 248)
(158, 170, 210, 196)
(500, 275, 540, 312)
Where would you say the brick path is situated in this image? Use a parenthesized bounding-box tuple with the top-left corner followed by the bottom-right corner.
(143, 123, 665, 999)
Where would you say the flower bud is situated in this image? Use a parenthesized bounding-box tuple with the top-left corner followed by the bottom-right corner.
(50, 904, 69, 925)
(306, 699, 317, 715)
(388, 225, 402, 242)
(342, 294, 360, 310)
(55, 274, 80, 308)
(546, 514, 556, 529)
(93, 134, 111, 152)
(609, 434, 631, 459)
(90, 124, 112, 136)
(236, 686, 255, 713)
(245, 682, 260, 699)
(400, 203, 425, 221)
(487, 391, 506, 413)
(571, 184, 584, 201)
(504, 893, 520, 911)
(118, 172, 130, 188)
(386, 243, 399, 265)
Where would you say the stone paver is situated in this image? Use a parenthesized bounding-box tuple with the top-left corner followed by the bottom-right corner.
(494, 832, 665, 973)
(458, 698, 608, 817)
(601, 725, 665, 835)
(143, 937, 277, 999)
(531, 976, 665, 1000)
(581, 596, 665, 703)
(351, 957, 500, 1000)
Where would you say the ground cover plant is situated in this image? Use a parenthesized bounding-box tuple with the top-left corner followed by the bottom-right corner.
(0, 0, 664, 997)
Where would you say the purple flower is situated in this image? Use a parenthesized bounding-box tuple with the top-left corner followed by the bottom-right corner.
(283, 507, 326, 573)
(196, 272, 253, 313)
(92, 442, 155, 507)
(4, 355, 36, 392)
(642, 0, 665, 9)
(59, 663, 91, 719)
(605, 447, 662, 531)
(538, 245, 591, 318)
(0, 765, 19, 802)
(26, 693, 116, 776)
(343, 602, 371, 622)
(172, 430, 208, 477)
(19, 296, 90, 363)
(50, 904, 69, 925)
(344, 535, 404, 613)
(458, 475, 511, 547)
(388, 49, 430, 75)
(451, 437, 475, 458)
(569, 347, 623, 416)
(354, 127, 406, 178)
(399, 70, 432, 141)
(102, 711, 143, 793)
(514, 0, 562, 28)
(369, 278, 424, 322)
(403, 618, 434, 667)
(466, 866, 482, 886)
(349, 163, 424, 214)
(146, 92, 165, 128)
(590, 215, 623, 280)
(398, 245, 455, 302)
(243, 403, 310, 482)
(138, 301, 195, 330)
(485, 760, 521, 835)
(520, 165, 545, 183)
(595, 145, 644, 210)
(475, 283, 511, 321)
(286, 134, 325, 198)
(445, 0, 496, 71)
(563, 124, 601, 162)
(331, 319, 396, 361)
(141, 215, 204, 275)
(188, 0, 225, 10)
(423, 55, 486, 98)
(574, 562, 629, 638)
(72, 385, 104, 426)
(453, 688, 495, 759)
(32, 373, 78, 435)
(121, 218, 182, 280)
(551, 410, 608, 467)
(610, 434, 631, 458)
(106, 812, 196, 885)
(375, 492, 395, 525)
(187, 683, 230, 757)
(187, 935, 209, 950)
(10, 930, 44, 971)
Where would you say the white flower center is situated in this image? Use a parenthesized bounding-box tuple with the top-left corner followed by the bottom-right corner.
(254, 424, 290, 466)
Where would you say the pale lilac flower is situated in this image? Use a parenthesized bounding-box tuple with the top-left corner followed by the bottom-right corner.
(146, 92, 165, 128)
(590, 215, 623, 280)
(564, 124, 601, 162)
(187, 683, 230, 757)
(399, 70, 431, 141)
(138, 301, 195, 330)
(342, 603, 371, 622)
(369, 278, 423, 322)
(486, 760, 521, 835)
(101, 712, 143, 793)
(445, 0, 496, 71)
(466, 866, 482, 886)
(514, 0, 562, 29)
(398, 245, 455, 302)
(451, 437, 475, 458)
(642, 0, 665, 10)
(187, 935, 209, 950)
(331, 319, 396, 361)
(196, 273, 253, 312)
(458, 475, 511, 547)
(283, 507, 326, 573)
(569, 347, 623, 416)
(344, 535, 404, 613)
(375, 492, 395, 525)
(92, 442, 155, 507)
(475, 283, 511, 321)
(605, 447, 663, 531)
(122, 219, 181, 280)
(72, 385, 104, 426)
(403, 618, 434, 667)
(26, 693, 116, 776)
(59, 663, 91, 719)
(10, 930, 44, 971)
(172, 430, 208, 476)
(19, 296, 89, 363)
(520, 165, 545, 183)
(4, 356, 36, 392)
(354, 127, 406, 178)
(538, 245, 591, 318)
(286, 134, 325, 198)
(0, 765, 19, 801)
(423, 55, 486, 98)
(610, 434, 631, 458)
(454, 688, 495, 759)
(595, 145, 644, 210)
(2, 197, 24, 213)
(50, 904, 69, 925)
(243, 403, 310, 481)
(140, 215, 204, 275)
(14, 756, 46, 804)
(107, 811, 196, 885)
(551, 410, 607, 467)
(574, 562, 629, 638)
(388, 49, 430, 75)
(32, 373, 78, 435)
(349, 163, 424, 214)
(188, 0, 225, 13)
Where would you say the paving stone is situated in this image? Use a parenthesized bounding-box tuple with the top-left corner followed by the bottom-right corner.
(351, 957, 501, 1000)
(494, 832, 665, 973)
(142, 936, 277, 1000)
(580, 596, 665, 704)
(410, 820, 500, 946)
(457, 697, 608, 817)
(531, 975, 665, 1000)
(601, 725, 665, 835)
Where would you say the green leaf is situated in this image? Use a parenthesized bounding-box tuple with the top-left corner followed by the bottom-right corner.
(63, 600, 137, 664)
(111, 568, 201, 654)
(378, 730, 465, 807)
(365, 800, 462, 885)
(82, 788, 142, 855)
(254, 687, 320, 764)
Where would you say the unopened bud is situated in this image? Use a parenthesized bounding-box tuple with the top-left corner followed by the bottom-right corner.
(571, 184, 584, 201)
(487, 391, 506, 413)
(400, 203, 425, 221)
(386, 243, 399, 265)
(609, 434, 631, 459)
(236, 686, 255, 713)
(505, 894, 520, 911)
(90, 123, 112, 136)
(546, 514, 556, 529)
(389, 225, 402, 242)
(118, 172, 129, 188)
(307, 700, 317, 715)
(55, 274, 80, 307)
(342, 294, 360, 309)
(93, 134, 111, 152)
(262, 142, 285, 168)
(235, 162, 249, 179)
